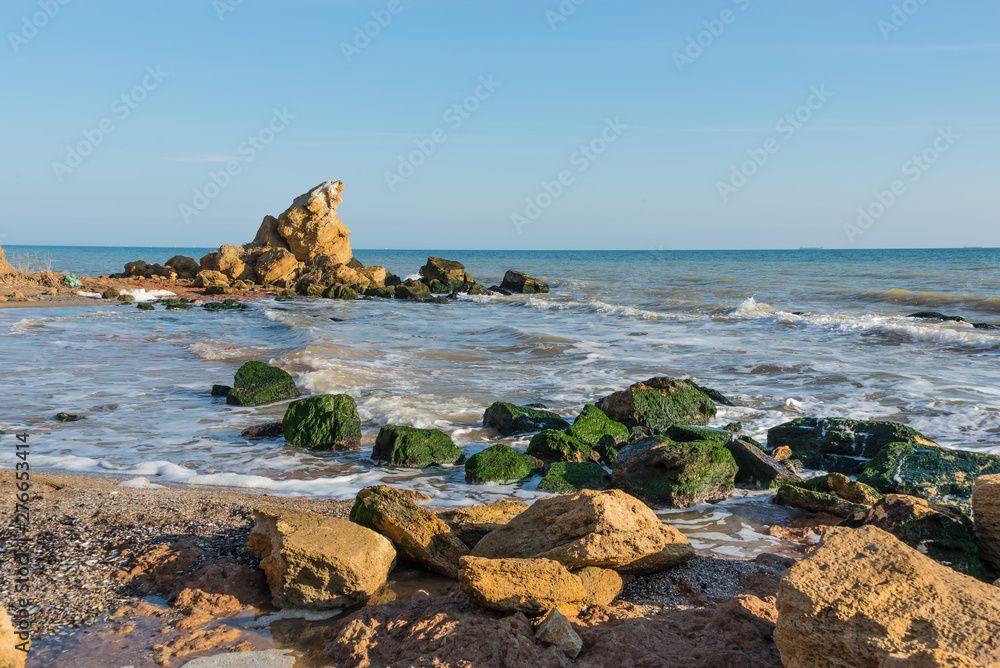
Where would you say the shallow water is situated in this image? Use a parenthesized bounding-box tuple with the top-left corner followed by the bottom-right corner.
(2, 247, 998, 557)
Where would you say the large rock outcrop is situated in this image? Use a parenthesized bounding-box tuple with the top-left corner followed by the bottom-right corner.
(265, 180, 352, 265)
(774, 526, 1000, 668)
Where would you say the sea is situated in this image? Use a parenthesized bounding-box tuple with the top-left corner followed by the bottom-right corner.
(2, 245, 999, 557)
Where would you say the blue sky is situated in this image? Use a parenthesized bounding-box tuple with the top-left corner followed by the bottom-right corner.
(1, 0, 998, 250)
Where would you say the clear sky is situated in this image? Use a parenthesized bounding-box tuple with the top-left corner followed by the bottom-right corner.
(1, 0, 998, 250)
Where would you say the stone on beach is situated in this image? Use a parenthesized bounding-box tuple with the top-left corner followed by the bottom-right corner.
(595, 376, 717, 430)
(535, 609, 584, 659)
(464, 443, 538, 484)
(573, 566, 623, 606)
(774, 526, 1000, 668)
(282, 394, 361, 451)
(247, 508, 395, 610)
(371, 424, 464, 467)
(482, 401, 570, 436)
(527, 429, 598, 463)
(165, 255, 200, 279)
(349, 485, 469, 577)
(438, 499, 529, 549)
(725, 437, 799, 489)
(225, 361, 300, 407)
(472, 489, 694, 571)
(272, 180, 353, 265)
(564, 404, 630, 446)
(459, 556, 588, 617)
(610, 435, 736, 507)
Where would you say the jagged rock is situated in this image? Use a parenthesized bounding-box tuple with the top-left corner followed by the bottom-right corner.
(371, 425, 464, 467)
(725, 438, 799, 489)
(358, 266, 388, 288)
(254, 247, 299, 286)
(437, 500, 529, 549)
(527, 430, 597, 463)
(192, 270, 230, 288)
(200, 244, 254, 282)
(974, 474, 1000, 574)
(165, 255, 200, 279)
(349, 486, 468, 577)
(247, 509, 395, 609)
(767, 418, 937, 474)
(483, 401, 570, 436)
(595, 376, 717, 430)
(472, 489, 694, 571)
(574, 566, 623, 606)
(565, 405, 630, 446)
(282, 395, 361, 451)
(252, 215, 288, 249)
(273, 181, 352, 265)
(464, 443, 538, 484)
(535, 608, 583, 658)
(538, 462, 611, 494)
(500, 270, 549, 294)
(458, 556, 587, 617)
(611, 436, 736, 507)
(323, 285, 358, 301)
(774, 526, 1000, 668)
(225, 361, 299, 407)
(420, 257, 474, 291)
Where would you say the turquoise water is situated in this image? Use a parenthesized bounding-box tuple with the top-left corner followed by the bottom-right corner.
(1, 246, 998, 556)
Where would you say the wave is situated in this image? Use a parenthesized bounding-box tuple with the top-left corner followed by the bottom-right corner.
(848, 288, 1000, 315)
(186, 340, 274, 360)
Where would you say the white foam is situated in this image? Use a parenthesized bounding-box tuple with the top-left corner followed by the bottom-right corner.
(120, 289, 176, 302)
(75, 291, 103, 299)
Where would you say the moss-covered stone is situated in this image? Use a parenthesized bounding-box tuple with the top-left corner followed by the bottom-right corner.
(466, 283, 492, 296)
(204, 284, 233, 295)
(464, 444, 537, 484)
(158, 298, 193, 310)
(595, 377, 717, 430)
(594, 443, 619, 467)
(686, 379, 735, 406)
(282, 394, 361, 451)
(275, 290, 295, 301)
(482, 402, 570, 436)
(136, 302, 154, 311)
(610, 436, 737, 508)
(789, 473, 883, 505)
(226, 361, 300, 407)
(565, 405, 630, 446)
(775, 485, 869, 518)
(666, 423, 732, 447)
(725, 438, 799, 489)
(538, 462, 611, 494)
(858, 442, 1000, 511)
(210, 384, 231, 397)
(324, 285, 358, 300)
(117, 294, 135, 303)
(395, 281, 432, 301)
(372, 425, 464, 467)
(526, 430, 595, 463)
(767, 417, 937, 472)
(102, 287, 120, 299)
(364, 286, 394, 299)
(202, 299, 248, 311)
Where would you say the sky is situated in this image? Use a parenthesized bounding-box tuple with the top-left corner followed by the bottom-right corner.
(1, 0, 998, 250)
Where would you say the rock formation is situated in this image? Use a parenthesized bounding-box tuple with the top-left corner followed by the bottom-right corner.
(0, 246, 19, 278)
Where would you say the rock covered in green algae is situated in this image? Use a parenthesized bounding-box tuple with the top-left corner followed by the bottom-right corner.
(323, 285, 358, 300)
(158, 298, 193, 309)
(538, 462, 611, 494)
(564, 405, 630, 446)
(499, 270, 549, 294)
(686, 379, 735, 406)
(595, 376, 717, 431)
(117, 294, 135, 303)
(364, 286, 394, 299)
(776, 485, 870, 519)
(211, 384, 231, 397)
(282, 394, 361, 451)
(394, 281, 432, 301)
(666, 423, 732, 447)
(202, 299, 248, 311)
(766, 417, 937, 473)
(419, 257, 475, 292)
(226, 361, 300, 407)
(610, 436, 736, 508)
(372, 425, 464, 467)
(482, 401, 570, 436)
(526, 430, 596, 463)
(464, 443, 538, 484)
(136, 302, 154, 311)
(101, 287, 120, 300)
(858, 442, 1000, 511)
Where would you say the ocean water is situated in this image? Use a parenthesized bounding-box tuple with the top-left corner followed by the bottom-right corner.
(2, 246, 999, 557)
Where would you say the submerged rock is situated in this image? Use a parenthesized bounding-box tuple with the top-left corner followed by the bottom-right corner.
(225, 361, 299, 407)
(500, 269, 549, 294)
(464, 443, 537, 484)
(538, 462, 611, 494)
(241, 421, 285, 440)
(247, 509, 395, 610)
(437, 500, 529, 549)
(526, 430, 597, 463)
(282, 394, 361, 451)
(565, 404, 630, 446)
(907, 311, 967, 322)
(372, 425, 464, 468)
(595, 376, 717, 430)
(774, 526, 1000, 668)
(458, 556, 587, 617)
(482, 401, 570, 436)
(611, 436, 736, 507)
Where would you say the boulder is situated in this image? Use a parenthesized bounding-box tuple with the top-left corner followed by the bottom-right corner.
(358, 266, 388, 288)
(774, 526, 1000, 668)
(862, 494, 984, 578)
(538, 462, 611, 494)
(776, 484, 870, 519)
(349, 486, 469, 577)
(573, 566, 623, 606)
(526, 430, 597, 463)
(240, 421, 284, 440)
(464, 443, 538, 484)
(394, 281, 431, 301)
(858, 442, 1000, 511)
(595, 376, 717, 430)
(725, 438, 799, 489)
(973, 474, 1000, 574)
(166, 255, 201, 279)
(274, 181, 352, 265)
(611, 436, 737, 507)
(371, 425, 464, 467)
(437, 500, 529, 549)
(200, 244, 253, 282)
(226, 361, 300, 407)
(419, 257, 474, 291)
(254, 247, 299, 286)
(282, 394, 361, 451)
(565, 404, 630, 446)
(535, 608, 583, 659)
(192, 270, 230, 289)
(472, 489, 694, 571)
(500, 270, 549, 294)
(482, 401, 570, 436)
(458, 556, 587, 617)
(247, 509, 395, 609)
(767, 417, 937, 473)
(102, 287, 120, 299)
